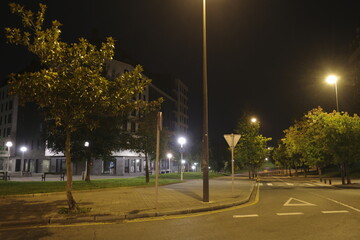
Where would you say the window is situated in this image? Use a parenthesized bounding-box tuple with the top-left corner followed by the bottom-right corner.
(0, 116, 2, 125)
(6, 127, 10, 137)
(8, 101, 13, 110)
(7, 114, 11, 124)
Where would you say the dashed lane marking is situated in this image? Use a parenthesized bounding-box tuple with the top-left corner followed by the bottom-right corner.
(286, 183, 294, 186)
(321, 210, 349, 214)
(233, 214, 259, 218)
(276, 212, 304, 216)
(267, 183, 273, 186)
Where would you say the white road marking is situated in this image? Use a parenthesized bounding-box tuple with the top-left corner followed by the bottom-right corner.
(321, 210, 349, 214)
(323, 197, 360, 213)
(284, 197, 317, 206)
(304, 183, 314, 186)
(259, 183, 263, 186)
(286, 183, 294, 186)
(277, 212, 304, 216)
(267, 183, 273, 186)
(233, 214, 259, 218)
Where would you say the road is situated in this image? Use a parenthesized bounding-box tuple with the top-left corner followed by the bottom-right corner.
(1, 176, 360, 240)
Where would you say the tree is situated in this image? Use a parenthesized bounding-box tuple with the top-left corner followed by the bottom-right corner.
(234, 114, 271, 178)
(128, 111, 171, 183)
(282, 107, 360, 183)
(45, 114, 132, 181)
(5, 3, 159, 211)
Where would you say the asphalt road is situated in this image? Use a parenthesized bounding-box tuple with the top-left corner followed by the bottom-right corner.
(2, 176, 360, 240)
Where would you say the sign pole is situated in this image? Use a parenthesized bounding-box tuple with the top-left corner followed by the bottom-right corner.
(224, 134, 241, 196)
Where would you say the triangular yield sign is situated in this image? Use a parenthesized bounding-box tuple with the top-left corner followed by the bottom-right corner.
(224, 134, 241, 148)
(283, 197, 316, 206)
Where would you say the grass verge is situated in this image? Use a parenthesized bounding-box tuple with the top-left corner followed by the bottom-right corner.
(0, 172, 227, 196)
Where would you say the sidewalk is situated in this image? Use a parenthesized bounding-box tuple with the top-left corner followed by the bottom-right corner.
(0, 176, 256, 227)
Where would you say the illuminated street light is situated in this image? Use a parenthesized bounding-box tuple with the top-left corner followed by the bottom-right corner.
(178, 137, 187, 181)
(181, 159, 186, 180)
(325, 74, 339, 112)
(84, 141, 90, 181)
(167, 153, 173, 173)
(5, 141, 13, 181)
(20, 146, 27, 175)
(251, 117, 257, 123)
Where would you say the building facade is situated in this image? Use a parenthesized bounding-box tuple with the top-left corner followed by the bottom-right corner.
(0, 59, 189, 176)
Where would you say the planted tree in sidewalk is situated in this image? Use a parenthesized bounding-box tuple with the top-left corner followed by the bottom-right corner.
(128, 111, 171, 183)
(5, 3, 159, 211)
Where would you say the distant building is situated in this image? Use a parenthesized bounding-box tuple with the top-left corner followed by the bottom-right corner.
(0, 59, 189, 176)
(347, 27, 360, 114)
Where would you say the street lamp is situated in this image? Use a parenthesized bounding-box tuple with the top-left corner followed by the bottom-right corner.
(326, 74, 339, 112)
(178, 137, 186, 181)
(167, 153, 173, 173)
(202, 0, 210, 203)
(20, 146, 27, 175)
(181, 159, 186, 180)
(5, 141, 13, 181)
(251, 117, 257, 123)
(84, 141, 89, 180)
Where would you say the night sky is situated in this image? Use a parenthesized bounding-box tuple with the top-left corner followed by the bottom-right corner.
(1, 0, 360, 147)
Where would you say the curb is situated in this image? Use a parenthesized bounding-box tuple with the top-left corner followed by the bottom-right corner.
(0, 181, 257, 228)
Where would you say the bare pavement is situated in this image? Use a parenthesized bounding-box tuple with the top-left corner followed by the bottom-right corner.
(0, 176, 256, 227)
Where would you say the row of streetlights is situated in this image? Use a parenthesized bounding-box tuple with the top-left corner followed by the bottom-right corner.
(3, 141, 28, 180)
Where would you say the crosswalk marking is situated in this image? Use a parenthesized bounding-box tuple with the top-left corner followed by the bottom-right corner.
(277, 212, 304, 216)
(286, 183, 294, 186)
(321, 210, 349, 214)
(233, 214, 259, 218)
(267, 183, 273, 186)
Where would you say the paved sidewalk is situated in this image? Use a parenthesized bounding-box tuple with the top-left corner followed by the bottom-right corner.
(0, 177, 255, 227)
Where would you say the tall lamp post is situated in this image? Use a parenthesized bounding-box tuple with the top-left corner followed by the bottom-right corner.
(5, 141, 13, 181)
(167, 153, 173, 173)
(84, 141, 90, 181)
(202, 0, 210, 203)
(178, 137, 186, 181)
(20, 146, 27, 175)
(326, 75, 339, 112)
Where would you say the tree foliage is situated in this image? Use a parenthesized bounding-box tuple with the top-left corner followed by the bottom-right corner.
(280, 107, 360, 183)
(234, 115, 271, 178)
(5, 3, 160, 210)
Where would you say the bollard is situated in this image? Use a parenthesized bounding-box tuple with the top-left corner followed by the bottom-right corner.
(329, 179, 332, 185)
(324, 179, 327, 184)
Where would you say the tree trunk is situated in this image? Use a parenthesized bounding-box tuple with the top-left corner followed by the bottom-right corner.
(295, 166, 298, 176)
(289, 168, 292, 177)
(339, 163, 345, 185)
(304, 166, 307, 178)
(65, 130, 77, 211)
(318, 166, 322, 182)
(145, 152, 150, 183)
(248, 169, 251, 179)
(345, 162, 352, 184)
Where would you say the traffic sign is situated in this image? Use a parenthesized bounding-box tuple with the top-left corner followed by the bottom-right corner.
(224, 134, 241, 148)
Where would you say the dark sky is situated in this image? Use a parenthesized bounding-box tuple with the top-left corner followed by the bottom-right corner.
(1, 0, 360, 147)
